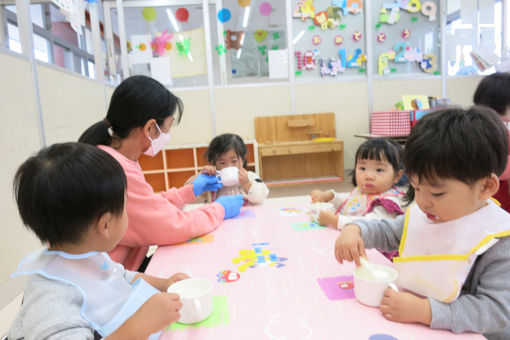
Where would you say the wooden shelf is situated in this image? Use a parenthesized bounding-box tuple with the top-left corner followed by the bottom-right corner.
(139, 141, 259, 192)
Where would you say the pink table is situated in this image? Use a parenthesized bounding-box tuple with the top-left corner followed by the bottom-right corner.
(146, 200, 485, 340)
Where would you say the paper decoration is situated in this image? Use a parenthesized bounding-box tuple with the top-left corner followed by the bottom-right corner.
(151, 30, 173, 57)
(225, 30, 244, 50)
(346, 48, 366, 67)
(334, 35, 344, 45)
(421, 1, 437, 21)
(376, 33, 386, 43)
(319, 58, 345, 77)
(131, 34, 152, 64)
(176, 8, 189, 22)
(268, 49, 289, 79)
(176, 37, 191, 56)
(399, 0, 422, 13)
(378, 50, 396, 76)
(293, 0, 315, 21)
(254, 29, 268, 42)
(295, 51, 303, 70)
(217, 8, 231, 23)
(168, 29, 207, 78)
(404, 47, 423, 62)
(352, 31, 362, 41)
(259, 2, 272, 16)
(312, 35, 321, 45)
(393, 42, 409, 63)
(402, 95, 430, 110)
(327, 6, 342, 26)
(216, 270, 240, 283)
(313, 11, 330, 30)
(420, 53, 438, 73)
(317, 276, 355, 300)
(379, 3, 400, 24)
(238, 0, 251, 8)
(150, 57, 173, 86)
(142, 7, 156, 21)
(347, 0, 363, 14)
(291, 221, 326, 230)
(215, 44, 227, 55)
(273, 32, 280, 40)
(402, 28, 410, 38)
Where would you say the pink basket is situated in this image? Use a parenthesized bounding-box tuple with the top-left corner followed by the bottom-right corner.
(370, 111, 411, 136)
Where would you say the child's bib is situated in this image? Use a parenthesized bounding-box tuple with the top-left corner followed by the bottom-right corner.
(337, 186, 404, 216)
(393, 200, 510, 302)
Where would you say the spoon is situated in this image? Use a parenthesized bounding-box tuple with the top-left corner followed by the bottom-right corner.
(360, 257, 389, 281)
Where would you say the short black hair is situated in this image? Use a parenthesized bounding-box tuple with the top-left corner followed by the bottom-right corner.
(474, 72, 510, 116)
(352, 138, 404, 187)
(205, 133, 248, 168)
(14, 142, 127, 247)
(404, 105, 508, 186)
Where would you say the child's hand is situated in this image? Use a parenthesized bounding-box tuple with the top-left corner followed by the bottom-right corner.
(318, 210, 338, 227)
(239, 168, 250, 186)
(310, 189, 333, 203)
(380, 289, 432, 325)
(116, 292, 182, 338)
(200, 165, 218, 176)
(334, 224, 365, 266)
(167, 272, 190, 290)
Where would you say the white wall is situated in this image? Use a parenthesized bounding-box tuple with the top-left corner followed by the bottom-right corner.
(0, 49, 486, 286)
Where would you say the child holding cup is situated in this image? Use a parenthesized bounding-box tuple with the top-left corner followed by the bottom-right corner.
(189, 133, 269, 205)
(335, 107, 510, 339)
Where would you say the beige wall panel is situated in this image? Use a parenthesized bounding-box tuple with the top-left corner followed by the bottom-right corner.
(0, 53, 42, 284)
(170, 89, 212, 145)
(295, 81, 369, 170)
(37, 64, 108, 144)
(214, 85, 292, 141)
(373, 78, 442, 112)
(447, 77, 482, 107)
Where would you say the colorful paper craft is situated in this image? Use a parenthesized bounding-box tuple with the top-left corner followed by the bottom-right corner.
(278, 207, 304, 216)
(317, 275, 355, 300)
(184, 234, 215, 245)
(232, 246, 287, 272)
(167, 296, 230, 330)
(216, 270, 240, 283)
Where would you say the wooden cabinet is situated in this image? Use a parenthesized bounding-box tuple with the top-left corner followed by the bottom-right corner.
(139, 141, 258, 192)
(255, 113, 344, 186)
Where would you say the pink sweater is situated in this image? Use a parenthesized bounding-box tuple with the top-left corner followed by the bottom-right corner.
(99, 146, 225, 270)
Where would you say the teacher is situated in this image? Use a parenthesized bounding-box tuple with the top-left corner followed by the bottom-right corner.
(79, 75, 243, 271)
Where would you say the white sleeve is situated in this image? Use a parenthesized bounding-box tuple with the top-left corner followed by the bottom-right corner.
(329, 190, 350, 210)
(244, 171, 269, 205)
(336, 205, 399, 230)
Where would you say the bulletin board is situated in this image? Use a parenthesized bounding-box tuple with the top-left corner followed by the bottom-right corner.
(371, 0, 440, 77)
(292, 0, 367, 80)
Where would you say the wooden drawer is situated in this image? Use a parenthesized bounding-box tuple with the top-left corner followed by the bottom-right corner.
(259, 141, 342, 157)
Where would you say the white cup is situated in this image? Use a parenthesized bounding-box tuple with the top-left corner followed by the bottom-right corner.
(167, 278, 213, 324)
(309, 202, 335, 224)
(219, 166, 239, 187)
(353, 264, 399, 307)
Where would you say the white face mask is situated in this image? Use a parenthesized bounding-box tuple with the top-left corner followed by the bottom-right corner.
(143, 123, 170, 157)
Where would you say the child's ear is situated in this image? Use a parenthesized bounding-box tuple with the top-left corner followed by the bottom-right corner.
(96, 212, 112, 239)
(142, 119, 156, 137)
(393, 169, 404, 184)
(479, 174, 500, 200)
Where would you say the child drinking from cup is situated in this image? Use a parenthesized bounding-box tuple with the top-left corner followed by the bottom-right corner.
(190, 133, 269, 205)
(311, 138, 405, 229)
(9, 143, 189, 339)
(334, 107, 510, 339)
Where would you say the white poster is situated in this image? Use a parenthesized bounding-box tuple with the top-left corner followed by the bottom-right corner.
(150, 57, 173, 86)
(130, 35, 152, 65)
(268, 49, 289, 79)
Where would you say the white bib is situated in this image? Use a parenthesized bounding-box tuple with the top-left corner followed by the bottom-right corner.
(12, 249, 161, 338)
(393, 200, 510, 302)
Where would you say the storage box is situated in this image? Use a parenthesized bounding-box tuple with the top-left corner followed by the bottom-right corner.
(370, 111, 411, 136)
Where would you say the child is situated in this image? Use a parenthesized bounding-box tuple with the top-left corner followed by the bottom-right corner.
(311, 138, 405, 229)
(9, 142, 189, 339)
(474, 72, 510, 213)
(334, 107, 510, 339)
(194, 133, 269, 205)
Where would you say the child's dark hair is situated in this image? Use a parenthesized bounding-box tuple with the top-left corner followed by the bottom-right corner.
(79, 75, 183, 146)
(205, 133, 248, 168)
(473, 72, 510, 116)
(352, 138, 404, 187)
(14, 142, 127, 247)
(403, 106, 508, 202)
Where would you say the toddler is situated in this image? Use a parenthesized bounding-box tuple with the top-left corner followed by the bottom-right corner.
(9, 143, 189, 339)
(334, 107, 510, 339)
(311, 138, 405, 229)
(193, 133, 269, 205)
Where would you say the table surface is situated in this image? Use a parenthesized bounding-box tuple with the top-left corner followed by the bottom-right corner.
(147, 197, 485, 340)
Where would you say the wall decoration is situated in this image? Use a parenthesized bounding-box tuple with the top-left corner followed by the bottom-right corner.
(313, 11, 331, 30)
(142, 7, 157, 22)
(402, 28, 410, 38)
(254, 29, 268, 42)
(379, 3, 400, 24)
(295, 51, 303, 70)
(217, 8, 232, 23)
(215, 44, 227, 55)
(238, 0, 251, 8)
(312, 35, 322, 45)
(131, 34, 152, 64)
(376, 32, 386, 43)
(334, 35, 344, 45)
(420, 53, 438, 73)
(327, 6, 342, 26)
(319, 58, 345, 77)
(352, 31, 362, 41)
(293, 0, 316, 21)
(176, 7, 189, 22)
(259, 2, 273, 16)
(421, 1, 437, 21)
(225, 30, 245, 50)
(151, 30, 173, 57)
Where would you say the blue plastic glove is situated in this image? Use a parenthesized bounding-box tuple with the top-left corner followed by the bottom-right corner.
(192, 174, 222, 196)
(216, 195, 244, 219)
